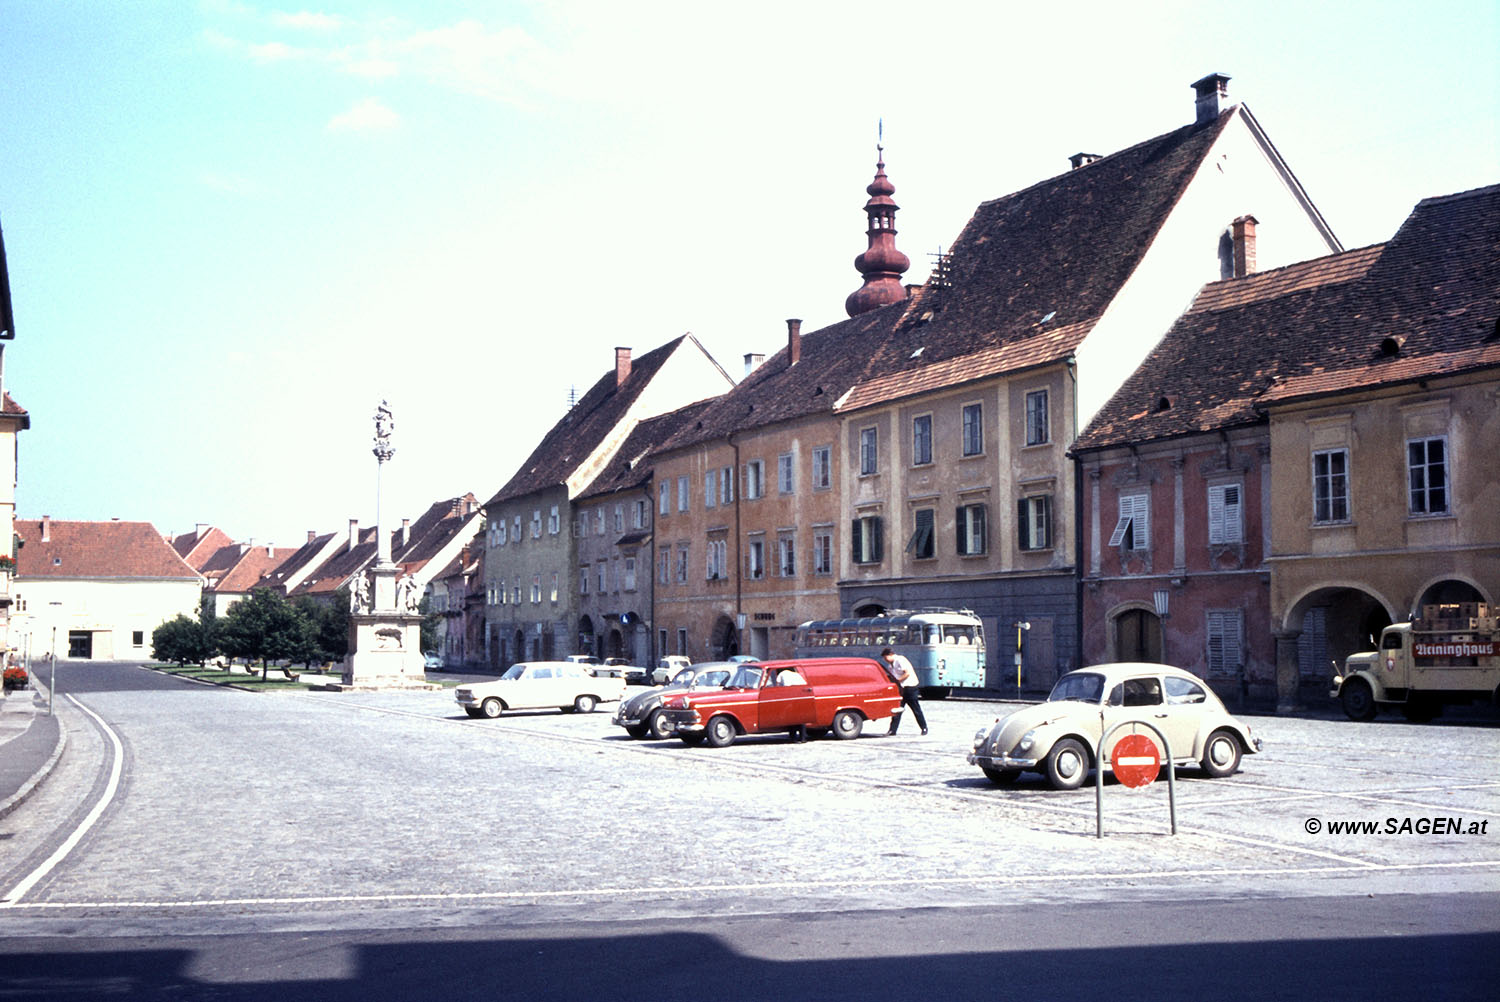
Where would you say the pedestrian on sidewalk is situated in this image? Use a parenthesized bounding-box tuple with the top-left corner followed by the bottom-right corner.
(882, 647, 927, 736)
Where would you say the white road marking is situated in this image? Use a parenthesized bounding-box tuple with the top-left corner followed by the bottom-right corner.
(4, 859, 1498, 912)
(0, 695, 124, 907)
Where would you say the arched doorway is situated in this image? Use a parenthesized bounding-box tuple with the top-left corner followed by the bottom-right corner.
(578, 616, 597, 658)
(852, 602, 887, 617)
(1112, 608, 1162, 663)
(712, 615, 740, 660)
(1284, 586, 1393, 691)
(606, 627, 624, 660)
(512, 629, 525, 666)
(1416, 579, 1488, 613)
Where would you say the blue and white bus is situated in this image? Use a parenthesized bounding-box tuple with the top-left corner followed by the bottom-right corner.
(793, 609, 986, 696)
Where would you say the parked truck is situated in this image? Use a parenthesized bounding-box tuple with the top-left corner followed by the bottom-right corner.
(1331, 603, 1500, 721)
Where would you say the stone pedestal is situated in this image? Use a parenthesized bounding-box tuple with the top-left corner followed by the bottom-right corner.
(327, 562, 438, 691)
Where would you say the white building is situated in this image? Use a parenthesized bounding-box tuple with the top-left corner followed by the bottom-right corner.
(12, 517, 203, 661)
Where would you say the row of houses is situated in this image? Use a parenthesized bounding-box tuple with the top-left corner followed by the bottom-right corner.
(1, 498, 484, 665)
(476, 75, 1498, 709)
(2, 75, 1493, 712)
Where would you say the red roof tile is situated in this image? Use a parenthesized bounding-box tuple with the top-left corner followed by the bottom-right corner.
(15, 519, 202, 579)
(1075, 183, 1500, 450)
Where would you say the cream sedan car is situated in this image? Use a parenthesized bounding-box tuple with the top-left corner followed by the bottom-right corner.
(456, 661, 627, 719)
(968, 663, 1262, 790)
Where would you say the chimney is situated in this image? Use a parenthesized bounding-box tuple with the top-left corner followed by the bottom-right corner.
(348, 518, 359, 552)
(41, 515, 50, 542)
(307, 529, 317, 544)
(1193, 73, 1231, 125)
(1068, 152, 1101, 170)
(401, 518, 411, 549)
(787, 319, 802, 368)
(265, 543, 274, 557)
(1232, 215, 1258, 277)
(744, 352, 765, 377)
(614, 346, 632, 387)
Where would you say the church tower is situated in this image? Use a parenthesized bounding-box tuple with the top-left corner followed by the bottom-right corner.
(844, 146, 910, 317)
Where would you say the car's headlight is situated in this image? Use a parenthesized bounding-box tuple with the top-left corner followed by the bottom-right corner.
(1014, 729, 1037, 755)
(972, 726, 991, 751)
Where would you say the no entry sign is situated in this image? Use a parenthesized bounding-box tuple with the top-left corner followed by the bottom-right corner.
(1112, 732, 1161, 788)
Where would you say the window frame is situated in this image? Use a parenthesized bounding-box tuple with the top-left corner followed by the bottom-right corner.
(1406, 436, 1449, 516)
(812, 445, 832, 491)
(1108, 493, 1149, 551)
(961, 402, 983, 457)
(1018, 493, 1053, 551)
(852, 514, 883, 564)
(1207, 482, 1244, 544)
(911, 414, 933, 466)
(1312, 448, 1351, 524)
(956, 502, 988, 556)
(743, 459, 765, 500)
(859, 427, 878, 476)
(1025, 389, 1050, 447)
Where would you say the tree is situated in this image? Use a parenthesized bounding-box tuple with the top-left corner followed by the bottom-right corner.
(418, 593, 442, 655)
(292, 592, 349, 667)
(151, 595, 220, 666)
(152, 614, 212, 666)
(219, 588, 306, 674)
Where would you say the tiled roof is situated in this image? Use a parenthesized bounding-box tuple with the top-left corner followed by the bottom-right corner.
(392, 494, 479, 564)
(862, 111, 1236, 381)
(578, 399, 719, 499)
(837, 321, 1089, 412)
(654, 308, 904, 454)
(264, 533, 338, 590)
(294, 528, 379, 596)
(1074, 183, 1500, 450)
(15, 519, 202, 580)
(487, 337, 693, 504)
(168, 526, 235, 570)
(213, 546, 299, 594)
(1, 392, 28, 425)
(651, 112, 1239, 439)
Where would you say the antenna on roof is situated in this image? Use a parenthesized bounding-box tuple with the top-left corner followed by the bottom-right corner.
(928, 246, 953, 289)
(566, 385, 578, 410)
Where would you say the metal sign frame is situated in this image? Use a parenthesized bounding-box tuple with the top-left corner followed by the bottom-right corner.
(1095, 717, 1177, 838)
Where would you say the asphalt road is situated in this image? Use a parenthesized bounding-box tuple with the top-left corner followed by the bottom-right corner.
(1, 661, 1496, 1000)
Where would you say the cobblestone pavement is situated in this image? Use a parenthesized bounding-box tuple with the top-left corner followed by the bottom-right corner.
(1, 666, 1497, 936)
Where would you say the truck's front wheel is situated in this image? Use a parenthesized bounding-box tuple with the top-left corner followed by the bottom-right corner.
(1340, 678, 1377, 722)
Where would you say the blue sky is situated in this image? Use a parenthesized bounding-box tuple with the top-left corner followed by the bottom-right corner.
(2, 0, 1496, 550)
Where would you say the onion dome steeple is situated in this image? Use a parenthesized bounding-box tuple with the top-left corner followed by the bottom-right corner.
(844, 143, 911, 318)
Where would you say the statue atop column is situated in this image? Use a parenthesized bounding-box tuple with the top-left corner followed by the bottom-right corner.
(328, 399, 436, 691)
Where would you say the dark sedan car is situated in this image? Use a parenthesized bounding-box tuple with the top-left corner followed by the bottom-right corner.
(612, 662, 736, 739)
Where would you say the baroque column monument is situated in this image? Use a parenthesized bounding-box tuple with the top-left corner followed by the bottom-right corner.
(335, 401, 436, 690)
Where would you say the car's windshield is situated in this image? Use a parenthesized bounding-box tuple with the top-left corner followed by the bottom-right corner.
(501, 664, 528, 681)
(670, 668, 696, 685)
(727, 666, 763, 689)
(1048, 672, 1105, 703)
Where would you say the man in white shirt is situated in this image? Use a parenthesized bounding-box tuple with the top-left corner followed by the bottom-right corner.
(881, 647, 928, 736)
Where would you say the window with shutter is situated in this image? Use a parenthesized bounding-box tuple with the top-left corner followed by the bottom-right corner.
(1208, 483, 1243, 544)
(957, 503, 987, 555)
(1109, 494, 1148, 550)
(906, 508, 934, 559)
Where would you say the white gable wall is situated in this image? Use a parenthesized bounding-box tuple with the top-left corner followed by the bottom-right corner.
(1074, 107, 1343, 426)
